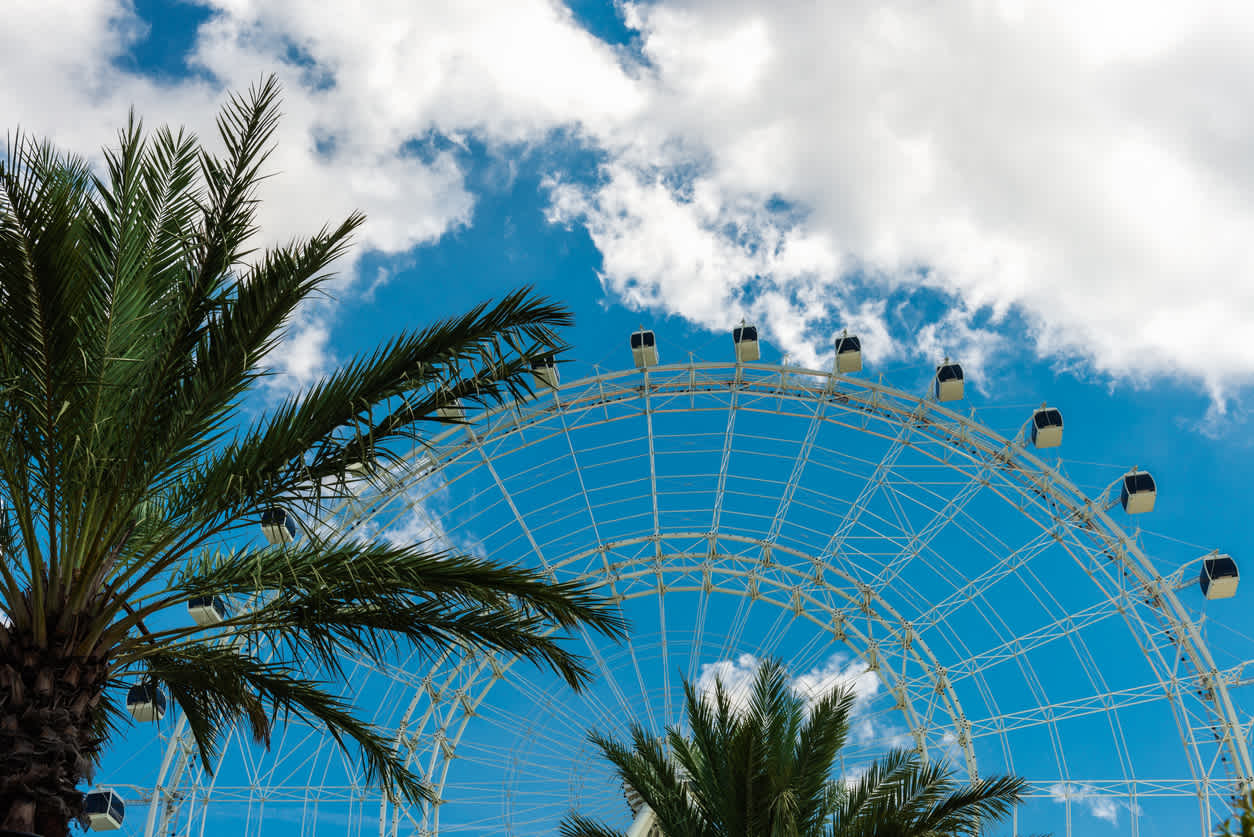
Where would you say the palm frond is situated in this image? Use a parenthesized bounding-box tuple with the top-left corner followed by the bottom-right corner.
(557, 813, 629, 837)
(911, 772, 1028, 835)
(106, 540, 625, 690)
(139, 642, 431, 803)
(167, 286, 570, 525)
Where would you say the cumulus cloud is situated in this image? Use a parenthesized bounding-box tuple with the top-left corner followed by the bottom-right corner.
(696, 653, 885, 742)
(0, 0, 631, 390)
(552, 0, 1254, 400)
(8, 0, 1254, 403)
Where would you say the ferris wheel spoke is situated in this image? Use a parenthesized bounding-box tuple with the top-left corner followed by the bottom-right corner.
(708, 367, 742, 538)
(764, 378, 830, 546)
(909, 594, 1134, 690)
(816, 404, 924, 578)
(869, 458, 993, 594)
(911, 522, 1072, 633)
(953, 662, 1248, 739)
(465, 427, 645, 732)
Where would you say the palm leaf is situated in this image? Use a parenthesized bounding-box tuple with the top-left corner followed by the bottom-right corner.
(140, 643, 430, 802)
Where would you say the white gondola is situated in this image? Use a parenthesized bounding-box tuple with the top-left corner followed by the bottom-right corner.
(630, 329, 658, 368)
(531, 354, 559, 388)
(1119, 469, 1156, 514)
(126, 683, 166, 722)
(732, 323, 760, 362)
(1200, 554, 1239, 600)
(260, 507, 297, 544)
(835, 332, 862, 374)
(187, 595, 229, 627)
(934, 360, 964, 402)
(84, 789, 125, 830)
(434, 389, 465, 420)
(1030, 406, 1063, 448)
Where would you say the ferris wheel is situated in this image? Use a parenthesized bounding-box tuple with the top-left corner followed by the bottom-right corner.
(106, 326, 1252, 837)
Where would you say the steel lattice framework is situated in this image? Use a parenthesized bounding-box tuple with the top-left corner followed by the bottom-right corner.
(127, 360, 1254, 837)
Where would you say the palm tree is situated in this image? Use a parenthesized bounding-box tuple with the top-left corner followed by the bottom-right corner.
(561, 659, 1026, 837)
(0, 77, 625, 837)
(1216, 793, 1254, 837)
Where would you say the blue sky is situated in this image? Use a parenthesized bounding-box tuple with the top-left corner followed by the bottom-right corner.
(8, 1, 1254, 835)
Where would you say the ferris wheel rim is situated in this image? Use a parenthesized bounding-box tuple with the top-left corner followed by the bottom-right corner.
(143, 359, 1252, 837)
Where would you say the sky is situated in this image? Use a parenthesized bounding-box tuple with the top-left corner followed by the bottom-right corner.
(5, 0, 1254, 835)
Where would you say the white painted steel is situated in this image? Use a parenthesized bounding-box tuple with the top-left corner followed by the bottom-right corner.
(137, 360, 1253, 837)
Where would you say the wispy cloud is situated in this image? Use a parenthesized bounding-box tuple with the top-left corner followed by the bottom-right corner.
(1047, 781, 1140, 826)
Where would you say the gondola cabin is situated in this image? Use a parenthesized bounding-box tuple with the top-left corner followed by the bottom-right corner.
(260, 507, 298, 544)
(1119, 470, 1156, 514)
(84, 789, 125, 830)
(1030, 406, 1063, 448)
(126, 683, 167, 722)
(630, 329, 658, 368)
(934, 361, 964, 402)
(835, 333, 862, 373)
(434, 388, 465, 421)
(1200, 554, 1239, 600)
(732, 324, 760, 362)
(531, 354, 559, 388)
(188, 595, 229, 627)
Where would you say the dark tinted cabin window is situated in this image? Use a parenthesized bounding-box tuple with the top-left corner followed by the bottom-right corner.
(1034, 409, 1062, 428)
(734, 326, 757, 342)
(260, 507, 286, 525)
(631, 332, 655, 348)
(85, 795, 107, 815)
(938, 365, 963, 382)
(837, 336, 861, 352)
(1133, 473, 1156, 492)
(1208, 557, 1239, 578)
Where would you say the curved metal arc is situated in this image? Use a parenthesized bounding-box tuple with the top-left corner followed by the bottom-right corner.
(152, 361, 1253, 836)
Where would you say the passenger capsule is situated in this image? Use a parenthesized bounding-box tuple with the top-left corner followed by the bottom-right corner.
(531, 354, 559, 389)
(1119, 469, 1157, 514)
(84, 789, 125, 830)
(1200, 554, 1239, 600)
(630, 329, 658, 368)
(1030, 406, 1063, 448)
(187, 595, 229, 627)
(834, 332, 862, 374)
(433, 388, 466, 421)
(732, 323, 760, 362)
(260, 507, 298, 544)
(126, 683, 167, 722)
(934, 360, 964, 402)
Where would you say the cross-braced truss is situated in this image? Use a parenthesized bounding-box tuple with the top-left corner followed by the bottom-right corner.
(135, 361, 1253, 837)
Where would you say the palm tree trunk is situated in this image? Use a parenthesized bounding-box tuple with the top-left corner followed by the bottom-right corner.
(0, 621, 107, 837)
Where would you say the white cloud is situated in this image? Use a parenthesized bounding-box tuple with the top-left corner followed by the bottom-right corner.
(1047, 781, 1140, 826)
(695, 653, 883, 742)
(8, 0, 1254, 403)
(267, 316, 333, 386)
(0, 0, 631, 391)
(553, 0, 1254, 401)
